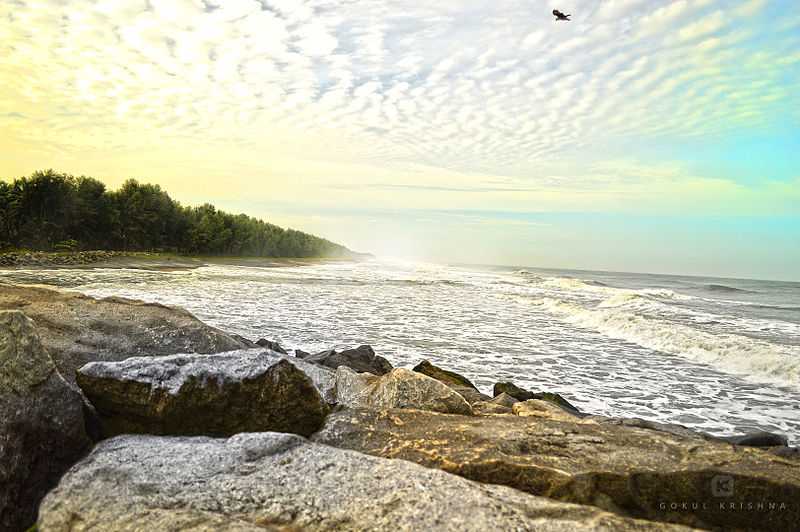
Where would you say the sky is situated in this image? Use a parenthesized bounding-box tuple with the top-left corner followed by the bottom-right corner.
(1, 0, 799, 280)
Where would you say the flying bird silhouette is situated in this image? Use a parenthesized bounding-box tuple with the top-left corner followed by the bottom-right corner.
(553, 9, 571, 21)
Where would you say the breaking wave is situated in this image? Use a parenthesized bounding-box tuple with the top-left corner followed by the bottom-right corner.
(534, 296, 800, 389)
(704, 284, 755, 294)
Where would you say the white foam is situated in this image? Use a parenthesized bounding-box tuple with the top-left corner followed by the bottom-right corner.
(534, 297, 800, 389)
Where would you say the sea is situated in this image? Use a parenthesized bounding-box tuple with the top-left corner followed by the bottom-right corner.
(2, 259, 799, 443)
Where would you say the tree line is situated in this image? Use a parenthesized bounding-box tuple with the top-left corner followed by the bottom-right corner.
(0, 170, 357, 258)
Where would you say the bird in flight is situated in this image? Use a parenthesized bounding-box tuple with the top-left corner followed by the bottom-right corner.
(553, 9, 571, 21)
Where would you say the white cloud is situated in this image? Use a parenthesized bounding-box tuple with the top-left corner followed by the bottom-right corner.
(0, 0, 794, 191)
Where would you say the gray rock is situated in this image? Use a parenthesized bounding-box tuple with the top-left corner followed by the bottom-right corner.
(0, 283, 250, 384)
(721, 431, 789, 448)
(335, 367, 473, 415)
(0, 311, 91, 532)
(412, 360, 491, 404)
(305, 344, 393, 375)
(770, 446, 800, 459)
(314, 408, 800, 531)
(490, 392, 520, 408)
(77, 351, 329, 438)
(255, 338, 288, 354)
(494, 381, 581, 415)
(38, 433, 692, 531)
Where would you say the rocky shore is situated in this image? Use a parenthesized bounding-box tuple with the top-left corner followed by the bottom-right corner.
(0, 250, 369, 270)
(1, 283, 798, 531)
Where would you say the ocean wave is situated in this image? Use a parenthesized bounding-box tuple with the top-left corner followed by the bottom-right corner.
(704, 284, 755, 294)
(540, 276, 605, 291)
(533, 297, 800, 389)
(534, 276, 693, 302)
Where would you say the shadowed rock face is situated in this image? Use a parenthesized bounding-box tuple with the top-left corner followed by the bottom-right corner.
(335, 366, 473, 415)
(412, 360, 491, 404)
(312, 408, 800, 531)
(0, 283, 250, 383)
(77, 353, 329, 438)
(38, 433, 692, 532)
(0, 311, 91, 532)
(304, 345, 393, 375)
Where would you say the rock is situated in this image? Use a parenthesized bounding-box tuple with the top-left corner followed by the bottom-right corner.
(721, 431, 789, 448)
(230, 333, 257, 347)
(255, 338, 288, 354)
(494, 381, 536, 400)
(77, 352, 329, 438)
(295, 348, 311, 358)
(513, 399, 582, 421)
(0, 311, 91, 532)
(590, 417, 709, 441)
(0, 283, 250, 384)
(412, 359, 477, 388)
(38, 433, 691, 532)
(313, 408, 800, 531)
(770, 446, 800, 459)
(335, 367, 473, 415)
(491, 392, 520, 408)
(494, 381, 581, 415)
(412, 360, 491, 404)
(304, 344, 393, 375)
(472, 401, 513, 415)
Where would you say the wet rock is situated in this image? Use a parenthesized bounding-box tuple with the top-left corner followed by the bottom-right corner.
(494, 381, 581, 415)
(412, 359, 491, 404)
(0, 311, 91, 532)
(721, 431, 789, 448)
(313, 408, 800, 531)
(38, 433, 690, 532)
(305, 344, 393, 375)
(295, 348, 311, 358)
(256, 338, 288, 354)
(0, 283, 250, 384)
(494, 381, 537, 400)
(412, 359, 477, 388)
(77, 352, 329, 438)
(335, 367, 473, 415)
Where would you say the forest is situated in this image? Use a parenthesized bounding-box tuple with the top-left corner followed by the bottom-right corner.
(0, 170, 356, 258)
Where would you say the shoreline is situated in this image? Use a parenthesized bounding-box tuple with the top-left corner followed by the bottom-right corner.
(0, 250, 367, 271)
(2, 282, 799, 531)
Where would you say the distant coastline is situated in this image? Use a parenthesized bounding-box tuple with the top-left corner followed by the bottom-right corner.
(1, 170, 367, 260)
(0, 249, 371, 271)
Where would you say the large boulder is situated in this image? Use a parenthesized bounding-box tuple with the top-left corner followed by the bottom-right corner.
(412, 360, 491, 404)
(0, 311, 91, 532)
(37, 433, 690, 531)
(304, 344, 393, 375)
(77, 352, 329, 438)
(313, 408, 800, 531)
(335, 367, 472, 415)
(0, 283, 250, 384)
(494, 381, 581, 415)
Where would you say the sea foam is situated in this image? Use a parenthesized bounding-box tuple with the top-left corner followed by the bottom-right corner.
(534, 296, 800, 389)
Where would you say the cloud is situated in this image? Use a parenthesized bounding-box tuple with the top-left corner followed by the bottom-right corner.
(0, 0, 795, 212)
